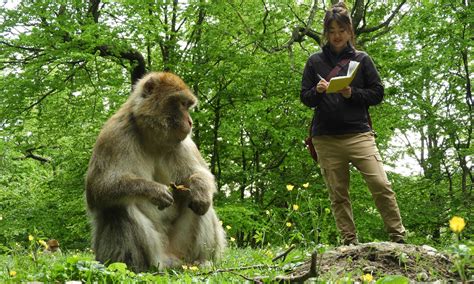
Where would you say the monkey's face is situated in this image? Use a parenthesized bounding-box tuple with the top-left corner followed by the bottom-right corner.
(135, 73, 197, 143)
(161, 93, 196, 141)
(46, 239, 60, 252)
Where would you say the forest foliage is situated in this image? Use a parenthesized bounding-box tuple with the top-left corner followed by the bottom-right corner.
(0, 0, 472, 256)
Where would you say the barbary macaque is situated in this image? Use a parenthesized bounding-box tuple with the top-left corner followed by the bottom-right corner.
(43, 239, 61, 254)
(85, 72, 226, 272)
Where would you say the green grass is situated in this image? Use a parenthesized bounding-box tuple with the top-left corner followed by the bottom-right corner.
(0, 245, 311, 283)
(1, 240, 471, 283)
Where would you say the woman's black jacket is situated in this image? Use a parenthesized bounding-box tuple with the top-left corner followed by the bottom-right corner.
(300, 44, 384, 136)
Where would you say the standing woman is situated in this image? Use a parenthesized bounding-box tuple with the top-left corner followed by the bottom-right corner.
(300, 2, 405, 245)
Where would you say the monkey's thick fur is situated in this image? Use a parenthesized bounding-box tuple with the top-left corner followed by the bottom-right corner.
(86, 72, 226, 272)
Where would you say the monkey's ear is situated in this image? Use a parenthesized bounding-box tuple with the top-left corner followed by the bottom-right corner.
(142, 77, 158, 98)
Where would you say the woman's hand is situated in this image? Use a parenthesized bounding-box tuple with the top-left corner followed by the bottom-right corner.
(316, 79, 329, 93)
(340, 86, 351, 98)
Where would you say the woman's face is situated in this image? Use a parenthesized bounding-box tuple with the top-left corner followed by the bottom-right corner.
(327, 20, 351, 53)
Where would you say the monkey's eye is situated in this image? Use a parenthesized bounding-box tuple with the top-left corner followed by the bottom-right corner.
(186, 101, 195, 108)
(181, 100, 194, 109)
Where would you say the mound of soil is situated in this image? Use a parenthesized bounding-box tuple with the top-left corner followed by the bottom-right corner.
(280, 242, 460, 282)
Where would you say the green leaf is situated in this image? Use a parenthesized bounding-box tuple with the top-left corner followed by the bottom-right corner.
(375, 275, 410, 284)
(107, 262, 128, 273)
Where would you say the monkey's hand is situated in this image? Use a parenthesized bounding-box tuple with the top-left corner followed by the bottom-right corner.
(149, 183, 174, 210)
(186, 174, 213, 215)
(189, 193, 211, 216)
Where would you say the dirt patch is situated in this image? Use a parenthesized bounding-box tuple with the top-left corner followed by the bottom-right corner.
(282, 242, 460, 282)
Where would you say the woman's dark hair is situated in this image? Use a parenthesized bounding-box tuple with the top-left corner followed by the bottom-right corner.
(323, 2, 355, 45)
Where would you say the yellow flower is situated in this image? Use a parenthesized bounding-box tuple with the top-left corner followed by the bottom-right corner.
(361, 273, 373, 282)
(286, 184, 294, 191)
(189, 266, 199, 271)
(286, 222, 292, 227)
(292, 204, 299, 211)
(230, 237, 236, 242)
(226, 225, 232, 230)
(303, 183, 309, 188)
(38, 240, 47, 248)
(9, 271, 17, 277)
(265, 210, 270, 215)
(449, 216, 466, 234)
(182, 265, 188, 270)
(28, 235, 34, 241)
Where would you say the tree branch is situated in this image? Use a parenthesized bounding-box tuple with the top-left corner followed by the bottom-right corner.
(272, 244, 296, 262)
(0, 40, 44, 53)
(24, 151, 50, 163)
(357, 0, 407, 34)
(88, 0, 101, 23)
(461, 49, 472, 109)
(357, 25, 393, 46)
(261, 0, 321, 52)
(22, 72, 75, 113)
(14, 147, 51, 163)
(274, 251, 318, 282)
(96, 45, 146, 86)
(351, 0, 365, 30)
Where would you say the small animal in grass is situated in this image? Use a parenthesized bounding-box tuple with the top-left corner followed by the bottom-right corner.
(43, 239, 62, 254)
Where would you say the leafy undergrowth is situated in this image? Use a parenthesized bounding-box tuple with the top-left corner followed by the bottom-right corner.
(1, 242, 472, 283)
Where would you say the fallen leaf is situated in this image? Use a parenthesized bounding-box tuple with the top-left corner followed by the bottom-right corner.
(170, 183, 190, 191)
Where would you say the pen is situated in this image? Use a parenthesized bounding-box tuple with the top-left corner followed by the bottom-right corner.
(317, 73, 324, 81)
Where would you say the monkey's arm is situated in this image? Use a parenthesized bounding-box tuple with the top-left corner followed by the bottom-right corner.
(175, 141, 217, 215)
(86, 173, 173, 210)
(86, 125, 175, 210)
(184, 170, 215, 215)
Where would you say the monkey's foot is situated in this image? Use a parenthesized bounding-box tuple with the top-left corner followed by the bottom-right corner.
(158, 255, 183, 270)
